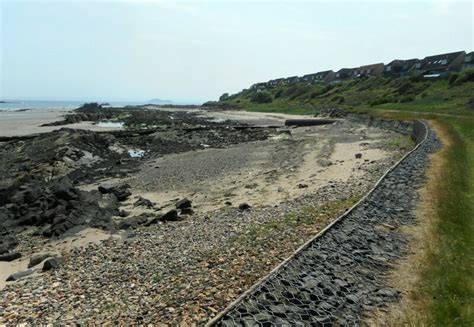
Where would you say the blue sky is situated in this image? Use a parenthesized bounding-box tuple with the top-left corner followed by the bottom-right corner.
(1, 0, 472, 103)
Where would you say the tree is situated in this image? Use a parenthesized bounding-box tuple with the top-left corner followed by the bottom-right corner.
(219, 93, 230, 101)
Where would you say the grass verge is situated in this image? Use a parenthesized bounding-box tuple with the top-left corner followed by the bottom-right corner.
(420, 118, 474, 326)
(365, 110, 473, 325)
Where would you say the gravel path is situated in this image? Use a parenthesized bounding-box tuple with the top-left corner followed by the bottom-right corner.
(213, 123, 440, 326)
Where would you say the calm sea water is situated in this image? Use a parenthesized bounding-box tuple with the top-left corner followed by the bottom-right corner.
(0, 100, 146, 111)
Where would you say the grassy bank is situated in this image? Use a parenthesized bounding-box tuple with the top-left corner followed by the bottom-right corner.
(423, 117, 473, 325)
(215, 75, 474, 324)
(375, 112, 473, 325)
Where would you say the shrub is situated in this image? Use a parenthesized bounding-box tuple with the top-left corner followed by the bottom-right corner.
(409, 74, 423, 82)
(274, 89, 283, 99)
(202, 101, 218, 107)
(330, 95, 345, 104)
(250, 91, 273, 103)
(449, 72, 460, 85)
(399, 95, 415, 103)
(397, 80, 414, 95)
(219, 93, 229, 101)
(284, 84, 310, 100)
(467, 98, 474, 110)
(453, 67, 474, 86)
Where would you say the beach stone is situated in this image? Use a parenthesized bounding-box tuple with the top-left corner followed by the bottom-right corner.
(355, 153, 362, 159)
(0, 251, 21, 262)
(28, 253, 54, 268)
(175, 198, 192, 209)
(162, 209, 179, 222)
(133, 197, 154, 208)
(6, 269, 35, 281)
(98, 184, 131, 201)
(238, 203, 251, 211)
(42, 258, 61, 271)
(117, 215, 148, 230)
(180, 207, 194, 215)
(144, 214, 164, 226)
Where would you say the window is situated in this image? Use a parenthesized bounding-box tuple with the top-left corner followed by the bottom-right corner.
(441, 59, 447, 65)
(386, 66, 392, 71)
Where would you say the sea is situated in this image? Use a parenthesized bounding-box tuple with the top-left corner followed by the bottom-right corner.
(0, 100, 152, 111)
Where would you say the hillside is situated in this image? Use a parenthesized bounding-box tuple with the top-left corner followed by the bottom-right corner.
(213, 69, 474, 116)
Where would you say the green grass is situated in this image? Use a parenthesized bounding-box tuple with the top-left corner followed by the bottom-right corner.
(421, 117, 474, 326)
(384, 135, 415, 151)
(231, 197, 359, 247)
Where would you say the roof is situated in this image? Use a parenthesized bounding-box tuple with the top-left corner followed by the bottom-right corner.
(465, 51, 474, 63)
(336, 68, 355, 74)
(423, 51, 465, 62)
(358, 63, 384, 70)
(315, 70, 333, 77)
(422, 51, 465, 70)
(387, 59, 405, 66)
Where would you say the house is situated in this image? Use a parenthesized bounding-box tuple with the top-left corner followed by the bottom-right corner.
(314, 70, 335, 82)
(267, 78, 285, 87)
(463, 51, 474, 69)
(250, 82, 267, 91)
(335, 68, 356, 80)
(284, 76, 300, 85)
(301, 70, 334, 84)
(420, 51, 466, 74)
(352, 63, 384, 77)
(301, 73, 318, 83)
(385, 59, 420, 76)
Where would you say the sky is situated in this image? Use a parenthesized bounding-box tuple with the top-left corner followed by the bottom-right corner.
(0, 0, 473, 104)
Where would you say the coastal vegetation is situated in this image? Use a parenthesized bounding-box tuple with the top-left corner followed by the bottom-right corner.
(216, 73, 474, 325)
(216, 70, 474, 116)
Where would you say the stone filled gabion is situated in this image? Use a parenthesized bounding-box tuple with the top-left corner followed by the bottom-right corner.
(213, 122, 441, 326)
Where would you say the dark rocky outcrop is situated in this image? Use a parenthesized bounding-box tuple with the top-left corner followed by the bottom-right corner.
(0, 176, 117, 238)
(0, 229, 18, 254)
(98, 184, 132, 202)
